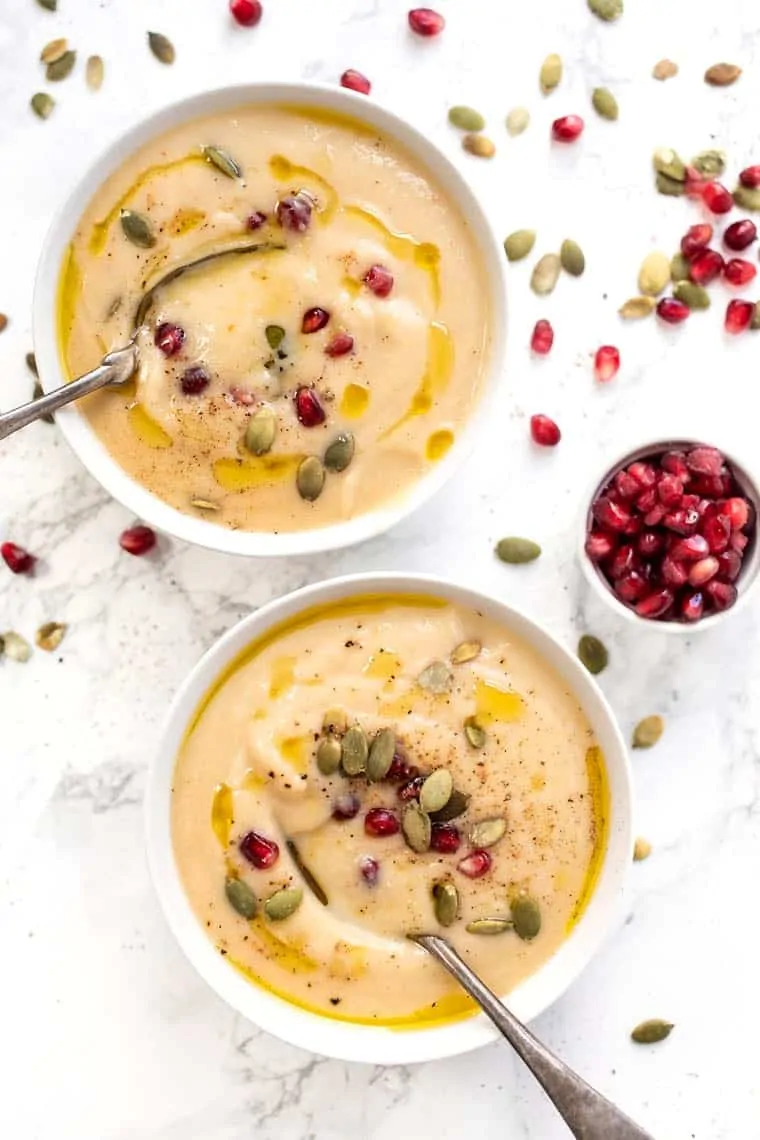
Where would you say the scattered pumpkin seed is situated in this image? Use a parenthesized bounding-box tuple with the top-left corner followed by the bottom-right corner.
(631, 1019, 674, 1045)
(652, 147, 686, 183)
(539, 53, 562, 94)
(670, 252, 691, 282)
(618, 296, 655, 319)
(265, 324, 285, 350)
(638, 251, 671, 297)
(402, 802, 432, 853)
(86, 54, 104, 91)
(324, 431, 355, 473)
(2, 632, 31, 663)
(673, 281, 710, 310)
(505, 106, 530, 136)
(632, 714, 664, 749)
(466, 918, 514, 935)
(587, 0, 623, 20)
(417, 659, 453, 695)
(530, 253, 561, 296)
(592, 87, 618, 121)
(26, 352, 38, 376)
(464, 716, 486, 750)
(225, 876, 257, 919)
(633, 837, 652, 862)
(448, 105, 485, 131)
(36, 0, 57, 9)
(316, 734, 342, 776)
(578, 634, 608, 675)
(322, 707, 347, 735)
(31, 92, 55, 119)
(33, 381, 54, 422)
(511, 895, 542, 940)
(190, 498, 220, 512)
(751, 302, 760, 331)
(733, 185, 760, 212)
(451, 640, 481, 665)
(0, 314, 7, 333)
(244, 406, 277, 456)
(560, 239, 585, 276)
(420, 768, 454, 814)
(430, 789, 470, 822)
(462, 133, 495, 159)
(652, 59, 678, 81)
(504, 229, 536, 262)
(286, 839, 328, 905)
(495, 536, 541, 564)
(264, 887, 303, 922)
(46, 50, 76, 81)
(367, 728, 396, 782)
(469, 818, 507, 849)
(202, 144, 242, 180)
(120, 209, 156, 249)
(36, 622, 66, 652)
(40, 37, 68, 64)
(433, 881, 459, 926)
(704, 62, 741, 86)
(296, 456, 325, 501)
(341, 724, 369, 776)
(691, 149, 725, 177)
(148, 31, 175, 65)
(656, 171, 686, 198)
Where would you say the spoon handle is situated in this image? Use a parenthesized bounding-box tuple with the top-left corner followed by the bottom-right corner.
(415, 935, 655, 1140)
(0, 343, 137, 441)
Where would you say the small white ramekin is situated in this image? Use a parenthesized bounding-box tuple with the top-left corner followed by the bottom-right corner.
(32, 82, 507, 557)
(145, 572, 632, 1065)
(578, 438, 760, 633)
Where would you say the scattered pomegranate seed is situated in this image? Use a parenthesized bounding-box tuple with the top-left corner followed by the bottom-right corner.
(239, 830, 279, 868)
(246, 211, 267, 231)
(397, 775, 425, 802)
(681, 591, 704, 622)
(635, 588, 674, 619)
(701, 512, 731, 553)
(705, 579, 738, 611)
(680, 223, 713, 259)
(688, 556, 720, 587)
(702, 181, 734, 214)
(359, 855, 380, 885)
(722, 497, 750, 530)
(1, 541, 36, 574)
(294, 386, 326, 427)
(228, 385, 256, 406)
(628, 462, 658, 490)
(656, 297, 690, 324)
(340, 69, 371, 95)
(657, 473, 684, 507)
(585, 530, 617, 561)
(670, 535, 710, 561)
(430, 823, 462, 854)
(229, 0, 262, 26)
(364, 807, 400, 837)
(638, 530, 664, 557)
(325, 332, 354, 357)
(154, 322, 185, 356)
(689, 249, 724, 285)
(551, 114, 584, 142)
(275, 191, 313, 233)
(408, 7, 445, 35)
(332, 793, 361, 820)
(726, 298, 755, 333)
(531, 319, 554, 355)
(593, 496, 633, 532)
(180, 365, 210, 395)
(387, 750, 419, 783)
(723, 219, 757, 251)
(739, 165, 760, 189)
(457, 849, 492, 879)
(594, 345, 620, 383)
(717, 550, 742, 581)
(530, 414, 561, 447)
(684, 166, 707, 199)
(724, 258, 757, 286)
(363, 264, 394, 297)
(302, 307, 330, 334)
(119, 525, 156, 556)
(615, 570, 649, 603)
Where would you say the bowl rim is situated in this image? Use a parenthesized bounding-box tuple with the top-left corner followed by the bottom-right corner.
(144, 571, 633, 1065)
(32, 81, 508, 558)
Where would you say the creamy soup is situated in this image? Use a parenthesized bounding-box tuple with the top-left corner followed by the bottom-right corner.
(171, 595, 609, 1026)
(60, 105, 491, 532)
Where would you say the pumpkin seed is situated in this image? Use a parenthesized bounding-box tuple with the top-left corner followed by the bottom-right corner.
(264, 887, 303, 921)
(539, 53, 562, 94)
(587, 0, 623, 20)
(420, 768, 453, 814)
(296, 456, 325, 501)
(31, 92, 54, 119)
(670, 252, 691, 282)
(324, 431, 355, 473)
(632, 714, 664, 749)
(705, 62, 741, 86)
(36, 0, 57, 9)
(638, 251, 671, 297)
(618, 296, 655, 319)
(265, 324, 285, 350)
(120, 209, 156, 249)
(0, 314, 7, 333)
(560, 239, 585, 277)
(202, 144, 242, 180)
(462, 133, 495, 159)
(46, 50, 76, 81)
(402, 802, 432, 853)
(316, 735, 342, 775)
(496, 536, 541, 564)
(631, 1019, 674, 1045)
(244, 406, 277, 456)
(190, 498, 220, 512)
(751, 303, 760, 331)
(466, 918, 514, 935)
(448, 105, 485, 131)
(33, 381, 54, 422)
(652, 59, 678, 81)
(673, 281, 710, 310)
(36, 622, 66, 652)
(2, 632, 31, 663)
(633, 837, 652, 862)
(433, 881, 459, 926)
(286, 839, 328, 905)
(86, 55, 104, 91)
(451, 640, 481, 665)
(505, 106, 530, 136)
(322, 707, 347, 735)
(430, 789, 470, 822)
(469, 818, 507, 849)
(341, 724, 368, 776)
(417, 660, 453, 695)
(225, 876, 257, 919)
(578, 634, 608, 675)
(652, 147, 686, 183)
(464, 717, 486, 750)
(504, 229, 536, 262)
(40, 38, 68, 64)
(656, 171, 685, 197)
(733, 185, 760, 212)
(511, 895, 541, 940)
(367, 728, 396, 782)
(530, 253, 561, 296)
(691, 149, 725, 177)
(148, 31, 175, 65)
(592, 87, 618, 121)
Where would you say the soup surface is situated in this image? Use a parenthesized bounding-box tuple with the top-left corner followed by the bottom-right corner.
(60, 104, 491, 532)
(171, 594, 608, 1026)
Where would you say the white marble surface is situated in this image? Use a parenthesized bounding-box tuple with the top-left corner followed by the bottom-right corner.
(2, 1, 760, 1136)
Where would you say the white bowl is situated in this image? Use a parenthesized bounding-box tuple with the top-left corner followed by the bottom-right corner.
(145, 572, 633, 1065)
(578, 438, 760, 633)
(32, 83, 507, 558)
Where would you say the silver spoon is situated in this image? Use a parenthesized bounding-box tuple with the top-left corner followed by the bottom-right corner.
(0, 240, 284, 442)
(413, 934, 655, 1140)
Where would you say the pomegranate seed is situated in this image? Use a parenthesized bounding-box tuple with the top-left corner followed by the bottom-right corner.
(387, 751, 419, 783)
(1, 541, 36, 574)
(661, 451, 691, 482)
(531, 319, 554, 355)
(333, 793, 361, 820)
(239, 830, 279, 868)
(682, 494, 702, 512)
(246, 211, 267, 231)
(359, 855, 380, 885)
(657, 473, 684, 507)
(398, 775, 425, 802)
(325, 332, 354, 357)
(689, 474, 728, 497)
(705, 579, 738, 611)
(228, 385, 256, 406)
(680, 223, 713, 259)
(594, 345, 620, 383)
(702, 181, 734, 214)
(154, 322, 185, 356)
(340, 69, 371, 95)
(724, 219, 757, 251)
(592, 496, 633, 532)
(661, 556, 689, 587)
(302, 307, 330, 334)
(614, 470, 640, 499)
(722, 497, 750, 530)
(701, 512, 731, 553)
(364, 807, 400, 837)
(684, 166, 707, 199)
(430, 823, 462, 854)
(628, 461, 657, 489)
(637, 531, 664, 557)
(275, 191, 313, 232)
(717, 549, 742, 581)
(724, 258, 757, 286)
(181, 365, 210, 395)
(686, 446, 724, 476)
(726, 298, 755, 333)
(656, 297, 690, 324)
(688, 556, 720, 587)
(689, 249, 724, 285)
(585, 530, 617, 561)
(731, 531, 750, 553)
(457, 849, 492, 879)
(229, 0, 262, 26)
(609, 544, 638, 579)
(119, 525, 156, 556)
(644, 504, 667, 527)
(408, 7, 445, 35)
(663, 508, 700, 535)
(739, 165, 760, 188)
(670, 534, 710, 561)
(615, 570, 649, 603)
(294, 386, 326, 427)
(363, 264, 394, 297)
(530, 414, 561, 447)
(624, 515, 643, 536)
(681, 591, 704, 622)
(551, 114, 584, 142)
(635, 588, 675, 619)
(636, 487, 658, 512)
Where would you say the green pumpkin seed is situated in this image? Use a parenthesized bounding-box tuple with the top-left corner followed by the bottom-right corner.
(469, 818, 507, 849)
(225, 876, 257, 919)
(244, 406, 277, 456)
(505, 106, 530, 136)
(296, 456, 325, 501)
(733, 185, 760, 211)
(466, 918, 514, 935)
(316, 735, 342, 775)
(46, 50, 76, 81)
(530, 253, 561, 297)
(539, 53, 562, 94)
(36, 0, 57, 9)
(592, 87, 618, 121)
(638, 251, 671, 296)
(632, 714, 664, 749)
(265, 324, 285, 350)
(86, 55, 104, 91)
(751, 303, 760, 331)
(495, 536, 541, 564)
(402, 802, 432, 853)
(264, 887, 303, 921)
(429, 789, 470, 822)
(631, 1019, 674, 1044)
(587, 0, 623, 20)
(36, 622, 66, 652)
(691, 149, 725, 177)
(464, 717, 486, 750)
(120, 209, 156, 249)
(433, 882, 459, 926)
(618, 296, 655, 319)
(673, 281, 710, 310)
(670, 252, 691, 282)
(504, 229, 536, 263)
(1, 632, 31, 663)
(190, 498, 220, 512)
(324, 431, 355, 473)
(652, 59, 678, 81)
(31, 92, 54, 120)
(203, 144, 242, 180)
(578, 634, 608, 675)
(704, 62, 741, 86)
(322, 707, 347, 735)
(451, 640, 481, 665)
(656, 171, 686, 197)
(420, 768, 453, 814)
(511, 895, 542, 940)
(462, 133, 495, 159)
(41, 38, 68, 64)
(341, 724, 368, 776)
(633, 837, 652, 862)
(417, 660, 453, 695)
(148, 31, 175, 65)
(367, 728, 396, 782)
(448, 105, 485, 132)
(286, 839, 328, 905)
(560, 239, 585, 276)
(652, 147, 686, 183)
